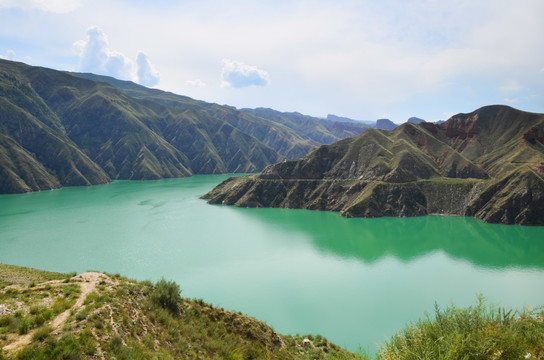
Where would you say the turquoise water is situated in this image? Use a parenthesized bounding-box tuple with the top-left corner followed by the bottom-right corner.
(1, 175, 543, 353)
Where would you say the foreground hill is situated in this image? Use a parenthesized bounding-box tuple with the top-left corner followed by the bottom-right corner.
(0, 264, 361, 360)
(0, 59, 367, 194)
(203, 105, 544, 225)
(1, 265, 543, 359)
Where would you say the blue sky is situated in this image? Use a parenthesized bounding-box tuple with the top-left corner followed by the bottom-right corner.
(1, 0, 543, 123)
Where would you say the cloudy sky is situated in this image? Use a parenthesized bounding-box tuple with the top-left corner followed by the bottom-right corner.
(1, 0, 543, 122)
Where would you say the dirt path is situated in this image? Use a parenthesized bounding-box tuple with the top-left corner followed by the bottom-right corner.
(3, 272, 104, 356)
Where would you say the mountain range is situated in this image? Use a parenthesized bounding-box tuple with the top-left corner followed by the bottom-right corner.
(203, 105, 544, 225)
(0, 59, 369, 193)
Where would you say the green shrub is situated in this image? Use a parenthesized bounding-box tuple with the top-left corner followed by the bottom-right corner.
(75, 310, 88, 321)
(380, 297, 544, 360)
(79, 329, 96, 355)
(62, 283, 80, 298)
(0, 315, 15, 327)
(32, 326, 52, 342)
(50, 334, 83, 360)
(109, 335, 123, 353)
(151, 278, 183, 315)
(52, 297, 72, 314)
(33, 313, 46, 327)
(18, 317, 30, 335)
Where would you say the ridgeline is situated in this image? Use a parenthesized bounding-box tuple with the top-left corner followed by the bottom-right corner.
(203, 105, 544, 225)
(0, 59, 368, 194)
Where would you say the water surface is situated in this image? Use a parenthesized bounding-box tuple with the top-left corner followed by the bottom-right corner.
(1, 175, 543, 353)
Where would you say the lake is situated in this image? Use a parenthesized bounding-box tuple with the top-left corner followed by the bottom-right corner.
(1, 175, 543, 353)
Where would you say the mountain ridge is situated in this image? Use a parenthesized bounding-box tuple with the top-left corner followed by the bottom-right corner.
(203, 105, 544, 225)
(0, 59, 367, 193)
(72, 72, 370, 160)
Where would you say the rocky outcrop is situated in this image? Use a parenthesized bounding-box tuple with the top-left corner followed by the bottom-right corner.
(204, 105, 544, 225)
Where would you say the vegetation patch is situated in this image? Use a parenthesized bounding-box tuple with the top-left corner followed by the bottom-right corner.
(0, 265, 362, 359)
(2, 264, 543, 359)
(380, 296, 544, 360)
(0, 264, 65, 289)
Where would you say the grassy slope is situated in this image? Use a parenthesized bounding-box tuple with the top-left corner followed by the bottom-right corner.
(71, 72, 368, 160)
(2, 265, 543, 359)
(0, 65, 111, 192)
(379, 297, 544, 360)
(0, 265, 361, 360)
(0, 265, 66, 289)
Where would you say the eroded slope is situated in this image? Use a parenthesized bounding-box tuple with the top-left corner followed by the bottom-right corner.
(203, 106, 544, 225)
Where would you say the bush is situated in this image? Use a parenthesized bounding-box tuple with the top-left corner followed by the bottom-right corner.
(75, 310, 88, 322)
(380, 297, 544, 360)
(151, 278, 183, 315)
(79, 329, 96, 355)
(18, 317, 30, 335)
(0, 315, 15, 328)
(32, 326, 52, 342)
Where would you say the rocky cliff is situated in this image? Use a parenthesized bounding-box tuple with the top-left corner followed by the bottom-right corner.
(203, 105, 544, 225)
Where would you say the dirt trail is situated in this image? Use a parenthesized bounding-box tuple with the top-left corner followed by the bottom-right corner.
(2, 272, 105, 356)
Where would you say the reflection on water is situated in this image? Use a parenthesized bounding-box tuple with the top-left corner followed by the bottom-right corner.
(233, 207, 544, 269)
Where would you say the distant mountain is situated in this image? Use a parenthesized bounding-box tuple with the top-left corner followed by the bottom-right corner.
(0, 60, 280, 193)
(326, 114, 357, 123)
(327, 114, 376, 126)
(242, 108, 370, 157)
(376, 118, 397, 130)
(203, 105, 544, 225)
(73, 73, 368, 160)
(407, 117, 425, 124)
(0, 59, 370, 193)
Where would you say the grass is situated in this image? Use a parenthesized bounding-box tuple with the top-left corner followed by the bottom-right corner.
(379, 296, 544, 360)
(0, 264, 66, 289)
(2, 265, 543, 359)
(1, 265, 363, 359)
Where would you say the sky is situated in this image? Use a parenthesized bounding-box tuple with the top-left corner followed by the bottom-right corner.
(1, 0, 543, 123)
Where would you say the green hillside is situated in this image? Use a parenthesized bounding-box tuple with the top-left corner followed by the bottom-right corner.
(72, 73, 369, 160)
(0, 59, 283, 193)
(203, 105, 544, 225)
(2, 265, 543, 359)
(0, 264, 361, 360)
(0, 59, 369, 194)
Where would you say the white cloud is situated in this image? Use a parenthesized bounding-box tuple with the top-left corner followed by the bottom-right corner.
(1, 0, 543, 120)
(499, 81, 521, 93)
(0, 49, 16, 60)
(504, 98, 520, 104)
(220, 59, 270, 88)
(185, 79, 206, 88)
(0, 0, 83, 13)
(136, 52, 159, 87)
(73, 26, 133, 80)
(73, 27, 160, 86)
